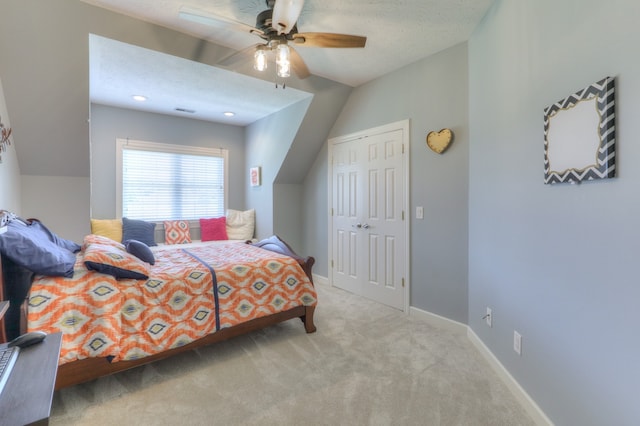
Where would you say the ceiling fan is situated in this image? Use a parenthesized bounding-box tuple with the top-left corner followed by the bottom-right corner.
(179, 0, 367, 80)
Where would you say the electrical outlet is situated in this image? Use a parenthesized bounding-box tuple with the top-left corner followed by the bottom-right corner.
(514, 330, 522, 356)
(485, 307, 492, 327)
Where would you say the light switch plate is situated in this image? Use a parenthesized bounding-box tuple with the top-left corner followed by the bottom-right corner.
(416, 206, 424, 219)
(514, 331, 522, 356)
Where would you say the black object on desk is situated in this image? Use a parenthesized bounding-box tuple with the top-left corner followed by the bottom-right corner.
(0, 332, 62, 426)
(8, 331, 47, 349)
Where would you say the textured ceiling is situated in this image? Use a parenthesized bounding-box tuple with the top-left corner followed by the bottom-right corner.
(83, 0, 493, 125)
(90, 35, 312, 125)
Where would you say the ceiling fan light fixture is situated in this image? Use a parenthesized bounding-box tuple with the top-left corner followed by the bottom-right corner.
(272, 0, 305, 34)
(276, 44, 291, 78)
(254, 47, 268, 72)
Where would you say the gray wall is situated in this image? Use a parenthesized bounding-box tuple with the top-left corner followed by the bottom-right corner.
(90, 104, 245, 219)
(302, 143, 329, 274)
(271, 79, 352, 253)
(245, 98, 311, 242)
(21, 176, 89, 243)
(0, 1, 351, 242)
(0, 0, 237, 237)
(468, 1, 640, 424)
(0, 76, 20, 214)
(273, 184, 303, 251)
(307, 43, 470, 323)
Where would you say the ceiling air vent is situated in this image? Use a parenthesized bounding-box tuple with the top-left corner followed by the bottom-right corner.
(175, 107, 195, 114)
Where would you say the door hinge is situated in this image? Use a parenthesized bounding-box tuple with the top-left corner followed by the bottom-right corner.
(331, 208, 334, 216)
(402, 210, 405, 220)
(402, 278, 405, 287)
(331, 260, 334, 268)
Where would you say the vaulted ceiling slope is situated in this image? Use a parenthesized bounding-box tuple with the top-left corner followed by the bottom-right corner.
(89, 34, 314, 126)
(0, 1, 351, 179)
(0, 1, 492, 180)
(85, 0, 493, 128)
(80, 0, 494, 87)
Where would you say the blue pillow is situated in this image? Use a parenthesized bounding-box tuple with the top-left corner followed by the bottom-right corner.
(122, 217, 157, 247)
(30, 220, 81, 253)
(124, 239, 155, 265)
(0, 221, 76, 277)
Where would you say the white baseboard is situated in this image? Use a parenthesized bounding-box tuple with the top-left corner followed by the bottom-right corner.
(318, 281, 552, 424)
(409, 306, 467, 334)
(409, 306, 551, 425)
(312, 274, 329, 287)
(467, 328, 553, 426)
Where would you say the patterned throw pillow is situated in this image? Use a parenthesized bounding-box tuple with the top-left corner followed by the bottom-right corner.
(163, 220, 192, 245)
(84, 243, 150, 280)
(90, 218, 122, 242)
(200, 217, 228, 241)
(83, 234, 126, 251)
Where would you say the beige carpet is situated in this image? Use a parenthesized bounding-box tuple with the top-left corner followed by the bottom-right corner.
(50, 284, 535, 426)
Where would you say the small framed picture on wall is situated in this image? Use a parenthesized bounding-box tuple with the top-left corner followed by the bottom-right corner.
(250, 166, 261, 187)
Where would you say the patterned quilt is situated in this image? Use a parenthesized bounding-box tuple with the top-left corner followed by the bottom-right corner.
(27, 240, 317, 364)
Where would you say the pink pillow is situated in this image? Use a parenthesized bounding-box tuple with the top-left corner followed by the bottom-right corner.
(200, 217, 228, 241)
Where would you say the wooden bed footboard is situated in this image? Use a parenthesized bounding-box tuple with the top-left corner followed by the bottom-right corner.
(1, 235, 317, 389)
(251, 235, 315, 284)
(55, 305, 316, 389)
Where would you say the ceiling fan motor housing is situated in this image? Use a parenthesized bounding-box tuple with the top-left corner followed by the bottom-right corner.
(256, 9, 275, 33)
(181, 1, 365, 80)
(256, 9, 298, 40)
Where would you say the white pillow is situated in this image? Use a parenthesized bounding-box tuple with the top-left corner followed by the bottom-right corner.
(226, 209, 255, 240)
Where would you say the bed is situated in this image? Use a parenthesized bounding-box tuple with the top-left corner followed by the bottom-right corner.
(0, 217, 317, 390)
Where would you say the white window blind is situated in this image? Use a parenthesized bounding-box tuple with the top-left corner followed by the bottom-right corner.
(116, 139, 228, 221)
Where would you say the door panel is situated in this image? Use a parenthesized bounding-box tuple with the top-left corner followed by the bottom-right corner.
(331, 128, 406, 310)
(332, 141, 362, 295)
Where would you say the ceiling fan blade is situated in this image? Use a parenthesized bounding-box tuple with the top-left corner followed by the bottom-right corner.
(289, 46, 310, 79)
(218, 44, 263, 68)
(179, 6, 264, 37)
(292, 32, 366, 48)
(272, 0, 305, 35)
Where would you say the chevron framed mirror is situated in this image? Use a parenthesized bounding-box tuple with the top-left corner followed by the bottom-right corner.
(543, 76, 616, 184)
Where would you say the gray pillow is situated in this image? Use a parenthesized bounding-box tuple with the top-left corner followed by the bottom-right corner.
(122, 217, 157, 246)
(125, 239, 155, 265)
(30, 220, 81, 253)
(0, 221, 76, 277)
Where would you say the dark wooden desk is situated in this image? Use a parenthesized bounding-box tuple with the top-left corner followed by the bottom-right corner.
(0, 332, 62, 426)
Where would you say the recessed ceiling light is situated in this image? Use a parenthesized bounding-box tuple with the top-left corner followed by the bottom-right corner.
(132, 95, 147, 102)
(223, 111, 235, 117)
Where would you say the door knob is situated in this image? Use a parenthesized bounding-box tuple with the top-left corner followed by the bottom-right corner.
(362, 223, 370, 229)
(352, 223, 362, 228)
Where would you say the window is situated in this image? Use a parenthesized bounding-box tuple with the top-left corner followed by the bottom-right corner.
(116, 139, 228, 221)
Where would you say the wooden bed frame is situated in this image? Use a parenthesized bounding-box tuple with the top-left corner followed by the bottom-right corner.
(0, 235, 316, 390)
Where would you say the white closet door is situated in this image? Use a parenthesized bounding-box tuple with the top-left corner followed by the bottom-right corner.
(331, 126, 407, 310)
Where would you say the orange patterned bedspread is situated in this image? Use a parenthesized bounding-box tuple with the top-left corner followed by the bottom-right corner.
(27, 241, 317, 364)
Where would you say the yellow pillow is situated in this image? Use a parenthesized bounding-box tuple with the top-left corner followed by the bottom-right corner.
(90, 219, 122, 242)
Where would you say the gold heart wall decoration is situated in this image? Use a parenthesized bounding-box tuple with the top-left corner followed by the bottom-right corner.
(426, 128, 453, 154)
